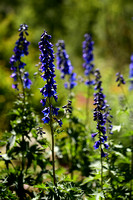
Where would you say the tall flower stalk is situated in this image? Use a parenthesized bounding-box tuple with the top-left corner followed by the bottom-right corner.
(82, 34, 95, 125)
(10, 24, 32, 175)
(129, 54, 133, 199)
(56, 40, 77, 178)
(8, 24, 37, 200)
(92, 69, 112, 195)
(10, 24, 32, 92)
(39, 31, 62, 185)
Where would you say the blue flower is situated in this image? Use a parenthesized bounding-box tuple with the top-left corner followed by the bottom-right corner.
(42, 107, 50, 115)
(56, 40, 77, 90)
(39, 30, 62, 126)
(42, 116, 50, 124)
(40, 99, 46, 106)
(23, 72, 32, 89)
(10, 24, 32, 90)
(94, 140, 100, 149)
(91, 133, 98, 138)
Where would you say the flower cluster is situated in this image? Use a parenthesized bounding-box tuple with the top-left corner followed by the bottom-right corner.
(116, 72, 125, 87)
(129, 54, 133, 90)
(39, 31, 62, 126)
(56, 40, 77, 89)
(82, 33, 95, 85)
(92, 69, 112, 157)
(10, 24, 32, 90)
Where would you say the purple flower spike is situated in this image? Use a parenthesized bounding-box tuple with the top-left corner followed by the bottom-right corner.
(82, 33, 95, 85)
(56, 40, 77, 90)
(116, 72, 125, 87)
(93, 69, 113, 156)
(10, 24, 32, 90)
(39, 30, 62, 127)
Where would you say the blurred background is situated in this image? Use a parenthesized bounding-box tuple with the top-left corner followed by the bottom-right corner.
(0, 0, 133, 135)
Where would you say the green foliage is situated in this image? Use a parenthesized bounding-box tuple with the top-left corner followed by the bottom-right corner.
(0, 92, 51, 199)
(56, 115, 92, 178)
(35, 179, 84, 200)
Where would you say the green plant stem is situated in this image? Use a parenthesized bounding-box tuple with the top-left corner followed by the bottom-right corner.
(18, 69, 26, 200)
(85, 84, 90, 126)
(100, 145, 103, 200)
(130, 135, 133, 199)
(69, 121, 73, 180)
(68, 89, 74, 179)
(20, 73, 26, 172)
(51, 121, 56, 186)
(49, 99, 56, 186)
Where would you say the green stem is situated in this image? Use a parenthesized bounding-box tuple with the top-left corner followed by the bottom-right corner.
(49, 99, 56, 186)
(130, 135, 133, 199)
(68, 88, 74, 179)
(100, 145, 103, 199)
(51, 122, 56, 185)
(85, 84, 90, 125)
(17, 68, 26, 199)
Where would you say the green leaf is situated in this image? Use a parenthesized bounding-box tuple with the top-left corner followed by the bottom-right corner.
(91, 191, 105, 200)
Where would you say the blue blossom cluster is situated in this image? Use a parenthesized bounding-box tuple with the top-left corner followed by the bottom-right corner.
(116, 72, 125, 87)
(129, 54, 133, 90)
(10, 24, 32, 90)
(82, 33, 95, 85)
(56, 40, 77, 89)
(92, 69, 112, 157)
(39, 31, 62, 126)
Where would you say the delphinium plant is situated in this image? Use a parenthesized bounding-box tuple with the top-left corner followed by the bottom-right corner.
(129, 54, 133, 199)
(56, 41, 91, 182)
(92, 69, 112, 198)
(105, 70, 131, 199)
(38, 31, 62, 186)
(125, 54, 133, 199)
(82, 34, 95, 125)
(0, 24, 49, 200)
(56, 40, 77, 179)
(37, 31, 84, 200)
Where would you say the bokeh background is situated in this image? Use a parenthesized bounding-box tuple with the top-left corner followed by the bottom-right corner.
(0, 0, 133, 136)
